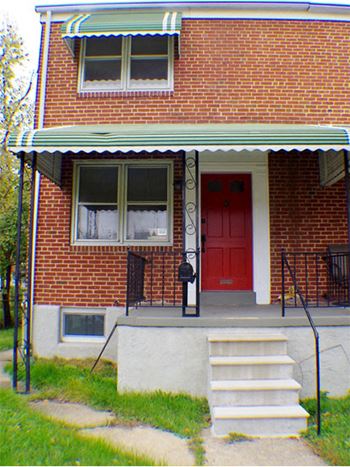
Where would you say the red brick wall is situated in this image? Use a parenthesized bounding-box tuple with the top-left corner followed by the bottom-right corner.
(269, 151, 347, 300)
(35, 153, 183, 306)
(39, 20, 350, 127)
(34, 18, 350, 305)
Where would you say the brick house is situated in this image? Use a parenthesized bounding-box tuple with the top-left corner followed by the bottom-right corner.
(8, 0, 350, 436)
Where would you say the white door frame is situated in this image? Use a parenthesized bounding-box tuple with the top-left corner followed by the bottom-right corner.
(185, 150, 270, 305)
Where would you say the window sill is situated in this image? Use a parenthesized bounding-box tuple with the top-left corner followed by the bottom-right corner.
(78, 89, 174, 98)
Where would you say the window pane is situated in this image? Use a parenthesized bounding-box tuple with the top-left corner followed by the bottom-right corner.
(64, 314, 104, 336)
(230, 180, 244, 193)
(78, 205, 119, 240)
(130, 59, 168, 82)
(84, 59, 121, 84)
(85, 37, 122, 56)
(131, 36, 168, 55)
(128, 167, 167, 201)
(208, 180, 222, 192)
(127, 205, 168, 240)
(79, 166, 118, 203)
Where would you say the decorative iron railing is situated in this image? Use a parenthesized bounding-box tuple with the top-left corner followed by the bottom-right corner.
(282, 250, 322, 435)
(281, 250, 350, 310)
(126, 249, 200, 316)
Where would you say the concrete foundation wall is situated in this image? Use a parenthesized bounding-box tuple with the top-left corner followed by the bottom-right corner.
(117, 324, 350, 398)
(32, 305, 122, 362)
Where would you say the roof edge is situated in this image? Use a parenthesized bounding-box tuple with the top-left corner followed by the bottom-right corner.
(35, 0, 350, 15)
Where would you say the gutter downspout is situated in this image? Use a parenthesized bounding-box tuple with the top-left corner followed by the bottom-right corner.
(29, 10, 51, 352)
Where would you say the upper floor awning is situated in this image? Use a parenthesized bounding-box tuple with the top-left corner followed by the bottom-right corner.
(61, 11, 182, 39)
(7, 123, 350, 185)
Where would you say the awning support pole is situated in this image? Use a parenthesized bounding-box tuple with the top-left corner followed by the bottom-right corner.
(23, 154, 37, 393)
(195, 150, 200, 317)
(12, 155, 25, 390)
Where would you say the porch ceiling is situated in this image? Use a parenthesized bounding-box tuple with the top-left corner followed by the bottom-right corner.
(8, 123, 350, 185)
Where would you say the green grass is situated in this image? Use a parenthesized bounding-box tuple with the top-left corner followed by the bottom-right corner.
(0, 327, 13, 351)
(0, 388, 156, 466)
(302, 392, 350, 466)
(19, 358, 210, 439)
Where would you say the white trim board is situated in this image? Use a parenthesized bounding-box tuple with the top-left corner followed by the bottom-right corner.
(185, 150, 270, 305)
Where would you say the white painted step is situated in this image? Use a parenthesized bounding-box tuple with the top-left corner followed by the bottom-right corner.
(210, 379, 301, 406)
(210, 355, 295, 380)
(212, 405, 309, 437)
(209, 334, 288, 357)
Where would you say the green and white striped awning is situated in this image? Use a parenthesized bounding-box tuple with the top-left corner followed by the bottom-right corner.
(8, 123, 350, 185)
(62, 11, 182, 38)
(8, 123, 350, 153)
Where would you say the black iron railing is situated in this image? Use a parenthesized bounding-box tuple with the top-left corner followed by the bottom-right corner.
(281, 251, 350, 310)
(126, 249, 200, 316)
(282, 250, 321, 435)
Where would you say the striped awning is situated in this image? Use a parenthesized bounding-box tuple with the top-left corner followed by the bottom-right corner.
(8, 123, 350, 185)
(62, 11, 182, 38)
(8, 123, 350, 154)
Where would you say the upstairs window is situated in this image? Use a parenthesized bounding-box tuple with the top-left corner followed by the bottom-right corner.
(80, 36, 173, 92)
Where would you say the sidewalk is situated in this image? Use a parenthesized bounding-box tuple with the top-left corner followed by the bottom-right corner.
(1, 349, 326, 466)
(0, 349, 12, 388)
(29, 399, 326, 466)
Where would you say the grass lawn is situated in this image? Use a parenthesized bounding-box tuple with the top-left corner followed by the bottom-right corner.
(0, 327, 13, 351)
(18, 358, 210, 439)
(302, 392, 350, 466)
(0, 388, 156, 466)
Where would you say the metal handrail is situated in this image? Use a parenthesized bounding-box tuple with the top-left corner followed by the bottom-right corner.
(282, 250, 321, 435)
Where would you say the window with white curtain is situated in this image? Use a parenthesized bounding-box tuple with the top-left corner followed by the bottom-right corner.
(73, 162, 172, 244)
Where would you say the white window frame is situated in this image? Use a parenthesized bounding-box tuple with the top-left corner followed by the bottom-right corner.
(79, 36, 174, 93)
(61, 308, 106, 343)
(71, 160, 174, 246)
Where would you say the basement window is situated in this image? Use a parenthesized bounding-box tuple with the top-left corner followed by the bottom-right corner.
(80, 36, 174, 92)
(61, 308, 105, 341)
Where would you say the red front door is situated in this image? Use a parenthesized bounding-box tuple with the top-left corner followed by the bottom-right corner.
(201, 173, 253, 291)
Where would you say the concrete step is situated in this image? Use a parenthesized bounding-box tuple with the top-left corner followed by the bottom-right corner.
(200, 291, 256, 306)
(212, 405, 309, 437)
(210, 379, 301, 406)
(209, 334, 288, 357)
(210, 355, 295, 380)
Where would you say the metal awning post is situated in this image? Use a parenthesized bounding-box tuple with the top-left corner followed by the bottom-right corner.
(12, 155, 25, 391)
(181, 151, 188, 316)
(23, 153, 37, 393)
(195, 150, 200, 317)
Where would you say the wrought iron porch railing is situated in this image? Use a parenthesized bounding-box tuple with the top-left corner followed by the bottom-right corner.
(126, 249, 200, 316)
(282, 250, 321, 435)
(281, 250, 350, 310)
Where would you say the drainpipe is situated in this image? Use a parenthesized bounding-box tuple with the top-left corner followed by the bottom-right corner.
(28, 9, 52, 349)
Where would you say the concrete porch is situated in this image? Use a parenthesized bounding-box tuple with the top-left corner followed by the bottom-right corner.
(117, 304, 350, 403)
(120, 303, 350, 326)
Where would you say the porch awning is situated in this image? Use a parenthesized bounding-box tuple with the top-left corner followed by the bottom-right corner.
(62, 11, 182, 38)
(7, 123, 350, 186)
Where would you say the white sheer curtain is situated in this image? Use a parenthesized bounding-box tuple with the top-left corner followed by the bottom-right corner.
(127, 209, 167, 240)
(78, 206, 118, 240)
